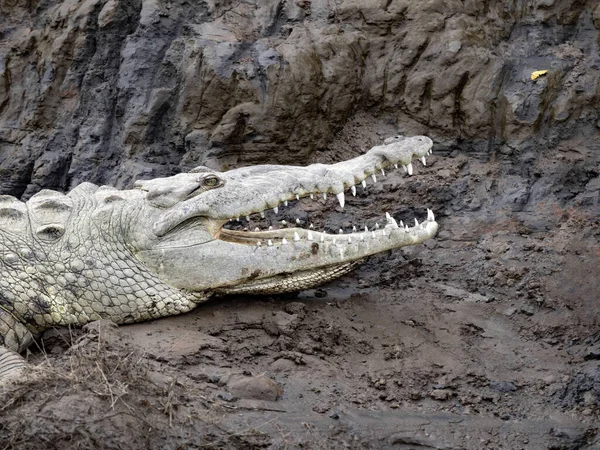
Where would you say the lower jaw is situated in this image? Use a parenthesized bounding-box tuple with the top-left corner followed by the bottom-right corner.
(218, 217, 436, 247)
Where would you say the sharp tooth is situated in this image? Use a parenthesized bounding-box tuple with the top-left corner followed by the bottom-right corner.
(320, 234, 325, 243)
(407, 163, 413, 176)
(400, 220, 404, 227)
(282, 237, 288, 244)
(405, 225, 409, 232)
(310, 193, 314, 199)
(348, 236, 352, 243)
(429, 148, 433, 155)
(260, 211, 265, 218)
(255, 227, 260, 232)
(236, 217, 240, 221)
(375, 223, 380, 230)
(296, 218, 301, 224)
(307, 231, 314, 240)
(352, 226, 357, 232)
(269, 226, 273, 230)
(371, 174, 377, 183)
(246, 215, 250, 221)
(394, 164, 398, 169)
(371, 231, 376, 239)
(333, 238, 337, 244)
(364, 226, 369, 233)
(336, 192, 345, 208)
(385, 212, 391, 222)
(296, 194, 300, 200)
(391, 218, 399, 229)
(284, 200, 288, 206)
(273, 206, 279, 214)
(268, 240, 273, 246)
(402, 165, 407, 173)
(339, 229, 343, 234)
(351, 185, 356, 196)
(420, 156, 426, 166)
(361, 180, 367, 188)
(360, 233, 365, 241)
(381, 168, 385, 176)
(293, 232, 300, 241)
(414, 218, 419, 227)
(427, 209, 435, 221)
(309, 223, 314, 229)
(323, 193, 327, 200)
(281, 220, 287, 226)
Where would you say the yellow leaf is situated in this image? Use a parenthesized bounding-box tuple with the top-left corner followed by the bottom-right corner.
(531, 70, 548, 81)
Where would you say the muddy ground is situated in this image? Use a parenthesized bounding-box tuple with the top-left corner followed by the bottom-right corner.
(1, 119, 600, 449)
(1, 0, 599, 448)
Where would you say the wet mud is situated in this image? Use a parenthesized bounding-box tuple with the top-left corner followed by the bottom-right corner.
(2, 132, 599, 449)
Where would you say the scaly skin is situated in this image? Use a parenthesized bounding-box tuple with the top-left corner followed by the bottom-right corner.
(0, 135, 438, 380)
(0, 185, 202, 356)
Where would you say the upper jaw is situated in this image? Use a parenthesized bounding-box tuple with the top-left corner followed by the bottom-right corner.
(152, 135, 433, 238)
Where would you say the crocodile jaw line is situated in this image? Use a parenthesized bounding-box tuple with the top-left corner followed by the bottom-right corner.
(137, 135, 438, 294)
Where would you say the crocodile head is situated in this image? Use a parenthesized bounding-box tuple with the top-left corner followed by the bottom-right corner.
(130, 135, 438, 296)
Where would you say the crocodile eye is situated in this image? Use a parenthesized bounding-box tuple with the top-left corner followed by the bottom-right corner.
(203, 175, 220, 187)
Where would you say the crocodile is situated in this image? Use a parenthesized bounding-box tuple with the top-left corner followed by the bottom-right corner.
(0, 135, 438, 381)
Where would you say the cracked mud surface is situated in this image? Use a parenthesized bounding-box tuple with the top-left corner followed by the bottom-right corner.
(1, 130, 599, 449)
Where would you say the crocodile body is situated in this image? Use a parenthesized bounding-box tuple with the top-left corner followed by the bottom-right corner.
(0, 135, 438, 380)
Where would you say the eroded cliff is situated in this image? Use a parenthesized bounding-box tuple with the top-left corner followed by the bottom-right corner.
(1, 0, 598, 198)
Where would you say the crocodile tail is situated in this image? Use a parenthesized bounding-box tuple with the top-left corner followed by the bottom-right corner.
(0, 307, 32, 383)
(0, 346, 26, 382)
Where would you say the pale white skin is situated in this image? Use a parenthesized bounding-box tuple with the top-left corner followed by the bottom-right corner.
(0, 135, 437, 379)
(132, 135, 438, 294)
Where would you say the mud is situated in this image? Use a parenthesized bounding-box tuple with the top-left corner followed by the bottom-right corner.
(1, 0, 599, 447)
(1, 129, 599, 449)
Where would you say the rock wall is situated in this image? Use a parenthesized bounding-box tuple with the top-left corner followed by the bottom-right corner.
(0, 0, 599, 198)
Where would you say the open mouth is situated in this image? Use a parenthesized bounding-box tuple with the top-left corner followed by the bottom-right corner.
(218, 154, 436, 248)
(140, 137, 438, 295)
(150, 135, 436, 247)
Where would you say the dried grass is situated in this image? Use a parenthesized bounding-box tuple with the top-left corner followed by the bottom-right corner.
(0, 321, 264, 450)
